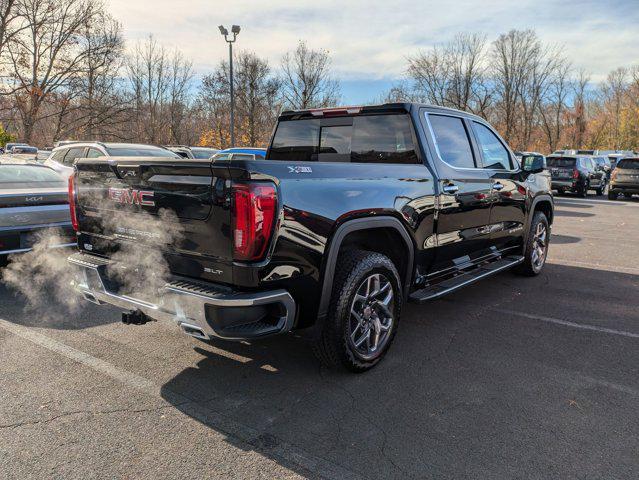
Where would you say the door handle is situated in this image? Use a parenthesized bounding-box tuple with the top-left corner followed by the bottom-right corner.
(493, 182, 504, 191)
(442, 184, 459, 194)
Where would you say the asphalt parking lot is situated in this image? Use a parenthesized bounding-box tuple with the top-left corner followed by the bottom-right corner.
(1, 195, 638, 479)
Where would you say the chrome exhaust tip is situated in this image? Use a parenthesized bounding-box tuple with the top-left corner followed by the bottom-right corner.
(82, 291, 102, 305)
(179, 322, 209, 340)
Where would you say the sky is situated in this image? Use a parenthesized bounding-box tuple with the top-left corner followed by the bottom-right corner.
(109, 0, 639, 104)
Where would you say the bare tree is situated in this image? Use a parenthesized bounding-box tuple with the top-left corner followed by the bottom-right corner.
(200, 51, 280, 147)
(571, 70, 590, 148)
(539, 62, 571, 152)
(0, 0, 23, 61)
(490, 29, 563, 149)
(280, 40, 339, 109)
(167, 49, 193, 144)
(126, 36, 193, 144)
(408, 33, 492, 115)
(7, 0, 106, 143)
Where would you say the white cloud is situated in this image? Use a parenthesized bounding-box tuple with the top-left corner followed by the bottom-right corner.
(108, 0, 638, 83)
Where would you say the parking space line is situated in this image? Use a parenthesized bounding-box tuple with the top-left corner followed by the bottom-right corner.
(0, 318, 364, 480)
(493, 309, 639, 339)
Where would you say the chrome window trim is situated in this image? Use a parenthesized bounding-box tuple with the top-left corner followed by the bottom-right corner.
(424, 111, 519, 173)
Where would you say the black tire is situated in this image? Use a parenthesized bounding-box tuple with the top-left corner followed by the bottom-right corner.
(608, 190, 619, 201)
(556, 188, 565, 195)
(515, 212, 550, 277)
(579, 181, 589, 198)
(596, 181, 606, 196)
(312, 250, 402, 372)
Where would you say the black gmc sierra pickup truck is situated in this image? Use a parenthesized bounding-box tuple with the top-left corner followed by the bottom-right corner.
(67, 103, 553, 372)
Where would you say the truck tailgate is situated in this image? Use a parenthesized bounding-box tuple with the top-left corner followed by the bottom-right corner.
(74, 157, 234, 283)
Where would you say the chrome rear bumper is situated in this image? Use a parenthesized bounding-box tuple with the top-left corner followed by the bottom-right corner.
(67, 252, 296, 341)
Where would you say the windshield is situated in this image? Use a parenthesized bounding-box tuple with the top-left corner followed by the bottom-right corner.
(616, 159, 639, 170)
(546, 157, 576, 168)
(106, 146, 178, 157)
(0, 165, 64, 187)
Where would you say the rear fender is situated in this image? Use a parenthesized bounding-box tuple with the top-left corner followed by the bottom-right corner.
(317, 216, 414, 322)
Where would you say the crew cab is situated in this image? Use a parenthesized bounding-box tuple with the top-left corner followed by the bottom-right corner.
(66, 103, 553, 372)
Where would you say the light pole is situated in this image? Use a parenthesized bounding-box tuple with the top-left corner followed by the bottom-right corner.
(218, 25, 240, 147)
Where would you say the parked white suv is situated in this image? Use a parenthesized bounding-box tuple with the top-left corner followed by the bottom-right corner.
(45, 142, 179, 177)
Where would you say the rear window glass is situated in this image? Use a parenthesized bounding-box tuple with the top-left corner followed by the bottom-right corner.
(11, 146, 38, 154)
(192, 149, 217, 159)
(268, 114, 419, 164)
(106, 147, 178, 157)
(546, 157, 576, 168)
(0, 165, 64, 185)
(63, 147, 85, 165)
(617, 159, 639, 169)
(211, 153, 231, 161)
(268, 119, 320, 161)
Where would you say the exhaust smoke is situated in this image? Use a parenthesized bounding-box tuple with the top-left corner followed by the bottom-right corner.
(1, 204, 184, 324)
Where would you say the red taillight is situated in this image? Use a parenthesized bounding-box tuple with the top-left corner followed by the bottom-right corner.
(232, 183, 277, 261)
(572, 169, 579, 179)
(611, 169, 618, 181)
(68, 174, 79, 232)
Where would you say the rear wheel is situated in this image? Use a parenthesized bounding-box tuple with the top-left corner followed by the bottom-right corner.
(608, 190, 619, 200)
(515, 212, 549, 277)
(596, 180, 606, 196)
(578, 181, 589, 198)
(312, 250, 402, 372)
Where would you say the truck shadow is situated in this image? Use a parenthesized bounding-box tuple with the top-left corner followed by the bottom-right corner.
(159, 263, 639, 479)
(554, 210, 595, 218)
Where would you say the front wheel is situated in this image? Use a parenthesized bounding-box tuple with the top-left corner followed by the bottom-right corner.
(515, 212, 550, 277)
(312, 250, 402, 372)
(608, 190, 619, 200)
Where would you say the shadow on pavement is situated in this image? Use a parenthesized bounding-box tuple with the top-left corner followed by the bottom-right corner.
(551, 234, 581, 244)
(0, 282, 117, 330)
(554, 209, 595, 218)
(160, 264, 639, 479)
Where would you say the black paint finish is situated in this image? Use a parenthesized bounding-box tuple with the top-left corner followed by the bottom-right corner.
(72, 103, 553, 331)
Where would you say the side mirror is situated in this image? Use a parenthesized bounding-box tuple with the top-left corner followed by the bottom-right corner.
(522, 155, 545, 173)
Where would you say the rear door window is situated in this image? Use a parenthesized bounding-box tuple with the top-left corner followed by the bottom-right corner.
(472, 122, 512, 170)
(428, 114, 476, 169)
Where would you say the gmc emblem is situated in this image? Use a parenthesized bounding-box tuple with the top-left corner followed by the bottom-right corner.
(108, 188, 155, 207)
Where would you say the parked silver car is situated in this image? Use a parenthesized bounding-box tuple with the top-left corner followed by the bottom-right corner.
(44, 142, 179, 177)
(0, 163, 74, 258)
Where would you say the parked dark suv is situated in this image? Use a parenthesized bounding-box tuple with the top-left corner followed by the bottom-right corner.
(547, 155, 606, 197)
(609, 157, 639, 200)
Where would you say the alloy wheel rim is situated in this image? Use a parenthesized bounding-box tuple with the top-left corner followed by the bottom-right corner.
(348, 273, 394, 360)
(531, 222, 548, 271)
